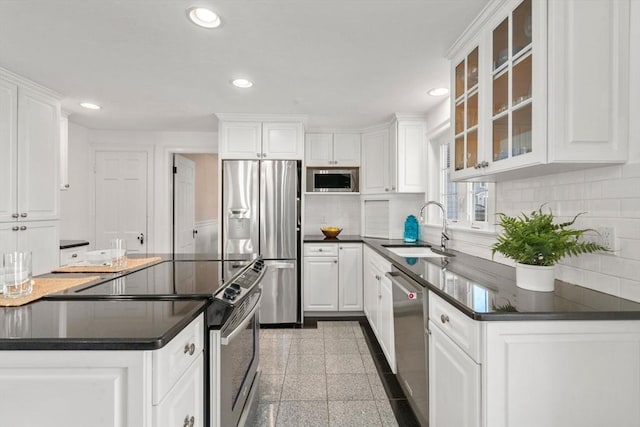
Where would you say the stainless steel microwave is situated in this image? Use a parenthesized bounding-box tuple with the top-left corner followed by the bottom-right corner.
(306, 168, 359, 192)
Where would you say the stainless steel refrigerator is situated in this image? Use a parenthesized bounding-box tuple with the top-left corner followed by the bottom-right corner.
(222, 160, 300, 324)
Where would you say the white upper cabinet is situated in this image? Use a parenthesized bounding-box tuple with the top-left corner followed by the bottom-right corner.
(305, 133, 334, 166)
(218, 117, 304, 160)
(305, 133, 360, 167)
(449, 0, 630, 181)
(262, 122, 304, 159)
(361, 116, 426, 194)
(18, 87, 61, 221)
(361, 127, 390, 194)
(0, 75, 60, 223)
(0, 78, 18, 223)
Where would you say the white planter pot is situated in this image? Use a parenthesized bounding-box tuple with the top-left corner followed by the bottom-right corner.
(515, 263, 556, 292)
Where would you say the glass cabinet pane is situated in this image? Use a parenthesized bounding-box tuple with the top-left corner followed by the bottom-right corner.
(467, 93, 478, 129)
(493, 71, 508, 116)
(467, 130, 478, 168)
(455, 101, 465, 135)
(493, 18, 509, 70)
(472, 183, 488, 222)
(467, 48, 479, 89)
(512, 55, 532, 105)
(512, 104, 532, 157)
(455, 61, 465, 99)
(513, 0, 532, 56)
(492, 116, 508, 161)
(455, 136, 465, 170)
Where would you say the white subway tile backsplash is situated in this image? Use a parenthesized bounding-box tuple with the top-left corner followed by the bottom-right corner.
(620, 199, 640, 218)
(586, 165, 622, 182)
(622, 163, 640, 178)
(620, 279, 640, 303)
(581, 271, 621, 296)
(453, 163, 640, 300)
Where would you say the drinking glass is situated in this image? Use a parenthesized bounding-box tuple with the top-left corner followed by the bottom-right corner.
(110, 238, 128, 268)
(2, 252, 33, 298)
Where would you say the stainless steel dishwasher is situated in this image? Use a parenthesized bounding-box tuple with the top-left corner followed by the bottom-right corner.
(388, 265, 429, 427)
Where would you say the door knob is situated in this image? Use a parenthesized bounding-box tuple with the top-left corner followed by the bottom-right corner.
(193, 229, 198, 238)
(137, 233, 145, 244)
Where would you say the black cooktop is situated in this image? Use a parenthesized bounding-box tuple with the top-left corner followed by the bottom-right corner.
(60, 260, 227, 297)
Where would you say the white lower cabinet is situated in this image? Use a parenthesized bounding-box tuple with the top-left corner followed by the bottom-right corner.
(0, 220, 59, 275)
(154, 353, 204, 427)
(59, 245, 88, 266)
(362, 246, 395, 371)
(303, 243, 363, 312)
(429, 291, 640, 427)
(0, 315, 204, 427)
(429, 321, 481, 427)
(303, 255, 339, 311)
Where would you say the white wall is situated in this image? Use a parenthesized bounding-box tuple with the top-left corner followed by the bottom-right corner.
(59, 122, 94, 247)
(60, 128, 217, 253)
(304, 194, 361, 236)
(423, 2, 640, 301)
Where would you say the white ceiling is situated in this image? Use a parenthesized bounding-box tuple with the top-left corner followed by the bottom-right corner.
(0, 0, 489, 131)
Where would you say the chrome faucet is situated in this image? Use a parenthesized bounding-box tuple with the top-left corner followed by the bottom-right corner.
(419, 201, 450, 253)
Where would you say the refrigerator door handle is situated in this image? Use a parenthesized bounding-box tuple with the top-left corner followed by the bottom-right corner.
(264, 261, 295, 269)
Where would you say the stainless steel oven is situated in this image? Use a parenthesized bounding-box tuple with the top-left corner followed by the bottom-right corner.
(209, 259, 265, 427)
(307, 167, 359, 192)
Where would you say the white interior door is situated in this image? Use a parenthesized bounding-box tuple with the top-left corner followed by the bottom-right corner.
(95, 151, 148, 253)
(173, 154, 196, 254)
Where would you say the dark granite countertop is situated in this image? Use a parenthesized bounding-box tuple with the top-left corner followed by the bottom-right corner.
(0, 298, 209, 350)
(362, 238, 640, 321)
(60, 240, 90, 249)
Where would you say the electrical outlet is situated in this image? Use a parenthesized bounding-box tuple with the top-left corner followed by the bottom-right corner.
(591, 226, 616, 251)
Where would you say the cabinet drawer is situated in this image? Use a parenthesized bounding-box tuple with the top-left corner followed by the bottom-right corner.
(154, 353, 203, 427)
(429, 292, 481, 363)
(304, 243, 338, 257)
(59, 246, 87, 266)
(152, 314, 204, 404)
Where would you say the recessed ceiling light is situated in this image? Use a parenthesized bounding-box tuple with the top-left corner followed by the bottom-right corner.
(80, 102, 101, 110)
(427, 87, 449, 97)
(232, 79, 253, 88)
(187, 7, 221, 28)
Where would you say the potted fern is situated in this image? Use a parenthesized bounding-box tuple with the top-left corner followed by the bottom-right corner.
(492, 207, 608, 292)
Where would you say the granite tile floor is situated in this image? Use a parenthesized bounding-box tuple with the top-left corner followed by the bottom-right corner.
(251, 320, 412, 427)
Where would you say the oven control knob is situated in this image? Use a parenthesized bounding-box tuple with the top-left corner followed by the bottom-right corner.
(223, 288, 238, 300)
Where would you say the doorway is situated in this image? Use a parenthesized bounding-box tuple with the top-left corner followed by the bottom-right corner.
(95, 150, 148, 253)
(172, 153, 218, 255)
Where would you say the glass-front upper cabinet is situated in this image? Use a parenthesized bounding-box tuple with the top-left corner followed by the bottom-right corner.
(452, 46, 479, 173)
(491, 0, 532, 164)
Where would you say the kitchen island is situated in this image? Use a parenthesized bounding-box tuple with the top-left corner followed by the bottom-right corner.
(304, 235, 640, 427)
(0, 256, 227, 427)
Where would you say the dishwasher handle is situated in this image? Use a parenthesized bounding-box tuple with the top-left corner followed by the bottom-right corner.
(386, 271, 423, 296)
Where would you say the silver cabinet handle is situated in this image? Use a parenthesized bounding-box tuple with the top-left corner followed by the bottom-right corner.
(440, 314, 450, 324)
(333, 260, 337, 263)
(11, 213, 19, 218)
(189, 416, 195, 427)
(71, 253, 78, 258)
(183, 416, 190, 427)
(20, 213, 27, 218)
(385, 188, 389, 192)
(256, 153, 261, 158)
(64, 184, 70, 188)
(12, 226, 19, 231)
(318, 248, 323, 252)
(184, 343, 196, 356)
(19, 226, 27, 231)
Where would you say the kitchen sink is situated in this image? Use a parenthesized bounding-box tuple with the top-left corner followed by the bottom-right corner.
(386, 247, 446, 258)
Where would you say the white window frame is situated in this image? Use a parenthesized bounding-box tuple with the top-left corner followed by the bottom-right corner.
(426, 132, 495, 233)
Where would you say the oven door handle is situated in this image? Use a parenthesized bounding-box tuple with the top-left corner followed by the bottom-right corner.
(221, 289, 262, 346)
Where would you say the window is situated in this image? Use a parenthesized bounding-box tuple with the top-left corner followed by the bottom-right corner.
(437, 144, 493, 230)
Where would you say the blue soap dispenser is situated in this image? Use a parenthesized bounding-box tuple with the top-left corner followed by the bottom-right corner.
(404, 215, 419, 243)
